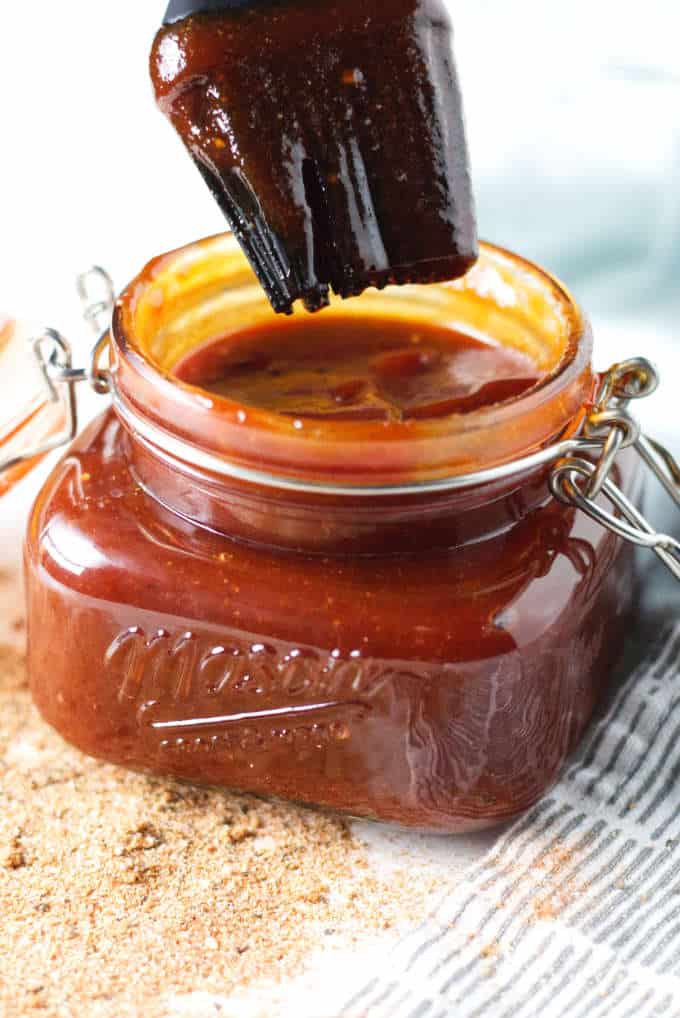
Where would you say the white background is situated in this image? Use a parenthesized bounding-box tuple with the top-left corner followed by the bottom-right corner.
(2, 2, 680, 338)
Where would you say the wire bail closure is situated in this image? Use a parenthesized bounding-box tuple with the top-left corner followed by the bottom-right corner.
(2, 270, 680, 581)
(0, 268, 115, 481)
(550, 358, 680, 581)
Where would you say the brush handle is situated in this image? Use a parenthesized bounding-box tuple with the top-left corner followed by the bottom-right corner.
(163, 0, 262, 25)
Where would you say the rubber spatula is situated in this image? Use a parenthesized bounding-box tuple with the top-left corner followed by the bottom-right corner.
(153, 0, 478, 314)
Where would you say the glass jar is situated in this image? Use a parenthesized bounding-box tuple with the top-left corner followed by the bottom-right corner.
(7, 234, 675, 832)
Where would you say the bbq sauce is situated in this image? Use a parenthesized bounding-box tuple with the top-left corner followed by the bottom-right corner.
(24, 236, 637, 833)
(151, 0, 477, 314)
(175, 316, 539, 421)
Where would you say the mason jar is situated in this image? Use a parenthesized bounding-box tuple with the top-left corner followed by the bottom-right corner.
(3, 233, 675, 832)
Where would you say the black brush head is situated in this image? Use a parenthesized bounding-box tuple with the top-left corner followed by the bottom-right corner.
(163, 0, 259, 25)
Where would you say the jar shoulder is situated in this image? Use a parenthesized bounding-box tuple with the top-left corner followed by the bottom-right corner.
(26, 409, 625, 662)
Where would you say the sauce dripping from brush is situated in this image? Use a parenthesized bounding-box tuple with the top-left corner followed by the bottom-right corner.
(151, 0, 477, 314)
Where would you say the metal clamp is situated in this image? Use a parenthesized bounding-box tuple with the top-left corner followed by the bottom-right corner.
(550, 358, 680, 582)
(0, 268, 115, 478)
(36, 267, 115, 396)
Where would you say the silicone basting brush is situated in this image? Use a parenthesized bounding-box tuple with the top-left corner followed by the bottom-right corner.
(153, 0, 478, 314)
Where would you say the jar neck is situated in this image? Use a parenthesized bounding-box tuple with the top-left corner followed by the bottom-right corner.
(121, 414, 559, 554)
(110, 235, 596, 553)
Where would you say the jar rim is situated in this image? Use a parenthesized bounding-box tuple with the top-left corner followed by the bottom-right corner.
(111, 233, 595, 488)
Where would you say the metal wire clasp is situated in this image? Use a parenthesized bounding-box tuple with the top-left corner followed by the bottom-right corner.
(0, 268, 115, 479)
(550, 359, 680, 581)
(33, 267, 115, 399)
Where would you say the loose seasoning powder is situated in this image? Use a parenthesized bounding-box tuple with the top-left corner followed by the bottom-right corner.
(0, 632, 436, 1018)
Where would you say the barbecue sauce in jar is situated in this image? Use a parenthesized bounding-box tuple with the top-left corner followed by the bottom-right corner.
(151, 0, 477, 314)
(23, 237, 637, 832)
(174, 316, 539, 422)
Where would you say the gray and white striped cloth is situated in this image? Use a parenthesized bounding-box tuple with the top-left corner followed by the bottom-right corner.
(343, 624, 680, 1018)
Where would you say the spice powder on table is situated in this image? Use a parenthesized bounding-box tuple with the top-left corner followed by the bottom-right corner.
(0, 635, 433, 1018)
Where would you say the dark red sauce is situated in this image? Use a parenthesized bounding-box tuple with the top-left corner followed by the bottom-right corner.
(174, 316, 539, 421)
(150, 0, 477, 314)
(23, 239, 633, 833)
(25, 407, 634, 832)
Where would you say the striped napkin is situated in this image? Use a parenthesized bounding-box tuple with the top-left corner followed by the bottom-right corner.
(343, 621, 680, 1018)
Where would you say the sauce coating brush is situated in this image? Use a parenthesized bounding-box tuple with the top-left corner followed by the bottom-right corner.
(153, 0, 478, 314)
